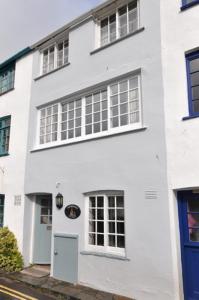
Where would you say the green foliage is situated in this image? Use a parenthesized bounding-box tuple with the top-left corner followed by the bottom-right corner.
(0, 227, 23, 272)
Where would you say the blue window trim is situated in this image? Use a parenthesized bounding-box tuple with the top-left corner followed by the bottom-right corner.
(185, 51, 199, 118)
(181, 0, 199, 10)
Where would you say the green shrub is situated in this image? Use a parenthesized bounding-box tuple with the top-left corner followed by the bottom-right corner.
(0, 227, 23, 272)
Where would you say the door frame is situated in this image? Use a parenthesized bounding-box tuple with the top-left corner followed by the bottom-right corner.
(177, 190, 199, 300)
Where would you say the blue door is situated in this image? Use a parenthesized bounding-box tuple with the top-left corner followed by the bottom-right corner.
(33, 195, 52, 264)
(178, 191, 199, 300)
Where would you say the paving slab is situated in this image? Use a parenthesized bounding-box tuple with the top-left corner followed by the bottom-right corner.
(6, 270, 133, 300)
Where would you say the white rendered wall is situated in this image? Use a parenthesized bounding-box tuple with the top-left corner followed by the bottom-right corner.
(161, 1, 199, 299)
(0, 54, 33, 261)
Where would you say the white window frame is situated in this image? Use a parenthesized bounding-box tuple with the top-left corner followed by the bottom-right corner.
(84, 193, 125, 256)
(35, 73, 142, 150)
(99, 0, 139, 47)
(40, 38, 69, 75)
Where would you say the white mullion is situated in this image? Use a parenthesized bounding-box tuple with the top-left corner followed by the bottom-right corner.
(115, 196, 117, 248)
(138, 74, 142, 126)
(54, 43, 58, 69)
(82, 96, 86, 137)
(118, 83, 121, 127)
(127, 4, 130, 34)
(107, 85, 111, 131)
(57, 103, 62, 142)
(104, 195, 108, 251)
(116, 9, 119, 39)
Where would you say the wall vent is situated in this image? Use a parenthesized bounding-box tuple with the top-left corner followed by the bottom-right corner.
(14, 195, 22, 206)
(145, 191, 158, 200)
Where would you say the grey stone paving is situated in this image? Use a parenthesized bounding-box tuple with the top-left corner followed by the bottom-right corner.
(4, 268, 133, 300)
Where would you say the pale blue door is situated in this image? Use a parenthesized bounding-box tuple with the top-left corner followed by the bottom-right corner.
(33, 195, 52, 264)
(53, 234, 78, 283)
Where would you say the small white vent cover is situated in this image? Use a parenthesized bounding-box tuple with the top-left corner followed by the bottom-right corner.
(145, 191, 158, 200)
(14, 195, 22, 206)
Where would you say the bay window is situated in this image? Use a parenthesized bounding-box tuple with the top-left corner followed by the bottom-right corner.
(38, 74, 141, 146)
(86, 192, 125, 255)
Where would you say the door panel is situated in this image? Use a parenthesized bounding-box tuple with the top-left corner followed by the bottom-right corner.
(53, 234, 78, 284)
(33, 195, 52, 264)
(178, 191, 199, 300)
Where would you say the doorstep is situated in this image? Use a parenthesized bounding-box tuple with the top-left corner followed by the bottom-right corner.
(6, 269, 134, 300)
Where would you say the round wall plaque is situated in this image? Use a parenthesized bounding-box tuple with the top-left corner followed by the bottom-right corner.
(65, 204, 81, 219)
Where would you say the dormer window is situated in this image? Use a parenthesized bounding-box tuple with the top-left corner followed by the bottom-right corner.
(0, 65, 15, 95)
(41, 39, 69, 75)
(100, 1, 138, 47)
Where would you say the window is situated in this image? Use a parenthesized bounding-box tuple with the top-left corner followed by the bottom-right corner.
(186, 52, 199, 116)
(38, 74, 141, 146)
(0, 195, 4, 227)
(41, 39, 69, 75)
(182, 0, 199, 8)
(0, 65, 15, 95)
(100, 1, 138, 46)
(39, 104, 58, 144)
(61, 99, 82, 140)
(86, 193, 125, 255)
(0, 116, 11, 155)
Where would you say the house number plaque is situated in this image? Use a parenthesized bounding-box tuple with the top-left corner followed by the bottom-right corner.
(65, 205, 81, 219)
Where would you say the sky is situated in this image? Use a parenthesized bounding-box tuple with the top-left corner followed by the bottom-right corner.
(0, 0, 104, 63)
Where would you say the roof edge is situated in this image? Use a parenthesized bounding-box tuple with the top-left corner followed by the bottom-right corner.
(0, 47, 32, 70)
(31, 0, 115, 49)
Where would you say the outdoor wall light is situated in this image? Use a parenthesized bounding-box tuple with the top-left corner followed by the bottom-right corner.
(55, 193, 63, 209)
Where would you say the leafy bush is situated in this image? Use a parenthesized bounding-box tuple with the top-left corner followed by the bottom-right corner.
(0, 227, 23, 272)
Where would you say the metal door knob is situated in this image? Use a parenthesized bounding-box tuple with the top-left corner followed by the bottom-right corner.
(54, 251, 58, 255)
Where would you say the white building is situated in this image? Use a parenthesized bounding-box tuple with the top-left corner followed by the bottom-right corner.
(1, 0, 199, 299)
(0, 48, 33, 252)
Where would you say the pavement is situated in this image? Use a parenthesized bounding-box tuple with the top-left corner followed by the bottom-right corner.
(0, 265, 133, 300)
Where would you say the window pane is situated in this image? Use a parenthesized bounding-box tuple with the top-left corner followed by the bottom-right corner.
(89, 209, 96, 220)
(117, 209, 124, 221)
(89, 221, 96, 232)
(97, 222, 104, 233)
(190, 58, 199, 73)
(97, 234, 104, 246)
(117, 222, 125, 234)
(109, 222, 115, 233)
(109, 235, 116, 247)
(97, 209, 104, 220)
(89, 233, 96, 245)
(109, 209, 115, 220)
(109, 14, 116, 42)
(97, 196, 104, 207)
(117, 236, 125, 248)
(191, 72, 199, 86)
(89, 197, 96, 207)
(101, 18, 109, 46)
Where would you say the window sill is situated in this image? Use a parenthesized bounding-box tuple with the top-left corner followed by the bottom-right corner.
(0, 88, 14, 97)
(31, 126, 147, 153)
(182, 115, 199, 121)
(0, 153, 9, 157)
(80, 251, 130, 261)
(90, 27, 145, 55)
(181, 0, 199, 11)
(34, 62, 70, 81)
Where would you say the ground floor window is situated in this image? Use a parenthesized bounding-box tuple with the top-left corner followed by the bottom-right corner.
(0, 195, 4, 227)
(85, 192, 125, 255)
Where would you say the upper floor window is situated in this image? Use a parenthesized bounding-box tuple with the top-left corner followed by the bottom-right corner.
(0, 195, 4, 227)
(100, 1, 138, 46)
(0, 116, 11, 156)
(38, 74, 141, 146)
(0, 65, 15, 95)
(186, 52, 199, 116)
(85, 192, 125, 255)
(42, 39, 69, 75)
